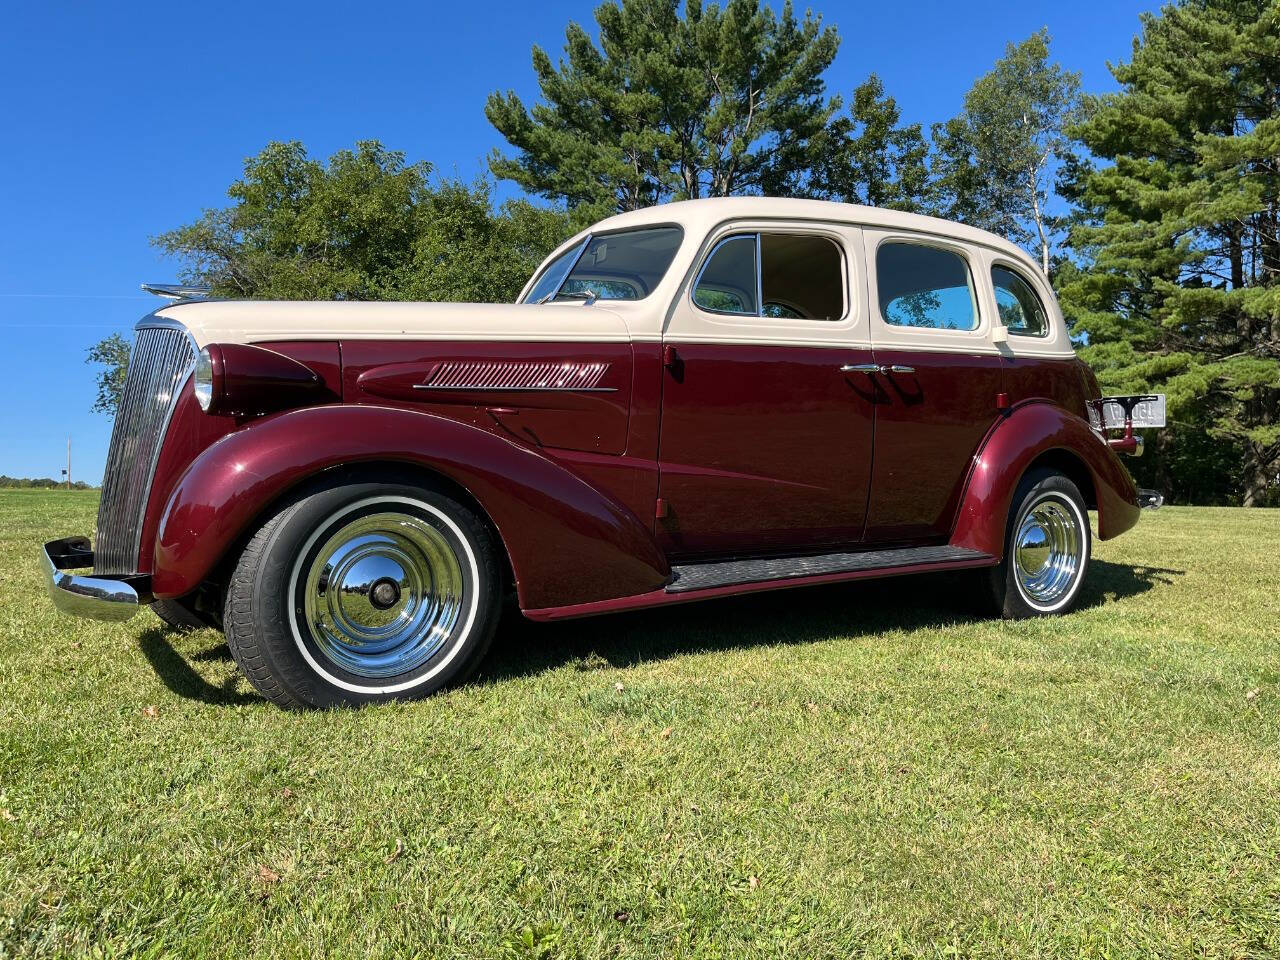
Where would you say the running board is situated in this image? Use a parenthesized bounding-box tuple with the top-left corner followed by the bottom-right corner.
(666, 545, 992, 594)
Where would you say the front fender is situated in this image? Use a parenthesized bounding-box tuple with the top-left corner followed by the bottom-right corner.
(152, 405, 670, 609)
(951, 402, 1140, 559)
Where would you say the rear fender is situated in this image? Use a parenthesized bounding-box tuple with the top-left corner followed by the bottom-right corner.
(152, 405, 669, 609)
(951, 402, 1140, 559)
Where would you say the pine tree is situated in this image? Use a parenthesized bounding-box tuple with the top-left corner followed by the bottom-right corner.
(1061, 0, 1280, 506)
(484, 0, 841, 214)
(817, 74, 931, 212)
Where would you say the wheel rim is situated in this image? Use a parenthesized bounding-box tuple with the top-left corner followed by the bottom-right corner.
(301, 511, 465, 679)
(1013, 496, 1083, 607)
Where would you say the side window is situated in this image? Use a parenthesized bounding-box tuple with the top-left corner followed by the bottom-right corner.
(761, 234, 843, 320)
(876, 242, 978, 331)
(693, 232, 844, 320)
(693, 235, 758, 315)
(992, 265, 1049, 337)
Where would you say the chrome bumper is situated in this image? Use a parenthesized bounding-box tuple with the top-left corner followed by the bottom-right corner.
(41, 537, 150, 622)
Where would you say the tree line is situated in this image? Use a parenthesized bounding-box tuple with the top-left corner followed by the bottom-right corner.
(90, 0, 1279, 506)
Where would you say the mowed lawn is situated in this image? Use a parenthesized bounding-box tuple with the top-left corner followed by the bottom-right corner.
(2, 490, 1279, 959)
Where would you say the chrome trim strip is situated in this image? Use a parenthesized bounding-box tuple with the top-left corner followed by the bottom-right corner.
(755, 231, 764, 316)
(41, 538, 142, 622)
(412, 385, 618, 393)
(416, 359, 614, 392)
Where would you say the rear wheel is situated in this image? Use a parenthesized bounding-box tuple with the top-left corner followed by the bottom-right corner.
(224, 477, 502, 708)
(988, 468, 1091, 619)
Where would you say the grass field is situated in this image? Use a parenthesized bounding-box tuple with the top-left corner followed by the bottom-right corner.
(2, 489, 1279, 958)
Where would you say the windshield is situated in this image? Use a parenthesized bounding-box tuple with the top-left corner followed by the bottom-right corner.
(522, 227, 683, 303)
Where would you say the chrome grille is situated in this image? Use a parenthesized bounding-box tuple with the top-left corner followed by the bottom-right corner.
(94, 322, 196, 575)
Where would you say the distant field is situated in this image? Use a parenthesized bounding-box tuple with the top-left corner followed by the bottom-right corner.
(2, 489, 1278, 958)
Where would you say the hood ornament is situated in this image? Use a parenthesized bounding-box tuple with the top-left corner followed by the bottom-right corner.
(140, 282, 211, 301)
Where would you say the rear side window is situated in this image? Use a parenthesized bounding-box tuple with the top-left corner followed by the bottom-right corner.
(693, 233, 844, 320)
(876, 242, 978, 331)
(992, 265, 1049, 337)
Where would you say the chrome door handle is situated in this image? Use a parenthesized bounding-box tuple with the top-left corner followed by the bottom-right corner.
(840, 363, 881, 374)
(888, 365, 915, 374)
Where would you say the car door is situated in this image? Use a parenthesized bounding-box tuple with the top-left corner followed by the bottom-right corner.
(861, 232, 1005, 543)
(655, 223, 877, 559)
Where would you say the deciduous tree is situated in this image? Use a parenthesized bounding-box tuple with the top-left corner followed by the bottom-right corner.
(85, 332, 130, 417)
(933, 29, 1080, 274)
(89, 140, 574, 414)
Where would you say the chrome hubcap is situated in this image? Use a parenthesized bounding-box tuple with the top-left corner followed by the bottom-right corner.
(301, 511, 465, 678)
(1014, 497, 1083, 607)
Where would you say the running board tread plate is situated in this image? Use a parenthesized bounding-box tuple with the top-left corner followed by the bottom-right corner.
(666, 546, 992, 594)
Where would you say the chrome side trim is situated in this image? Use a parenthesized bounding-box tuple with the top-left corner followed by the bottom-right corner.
(416, 359, 614, 392)
(413, 385, 617, 393)
(41, 537, 144, 622)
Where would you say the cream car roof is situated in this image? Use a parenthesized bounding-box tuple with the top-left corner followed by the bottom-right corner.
(157, 198, 1072, 359)
(544, 196, 1045, 277)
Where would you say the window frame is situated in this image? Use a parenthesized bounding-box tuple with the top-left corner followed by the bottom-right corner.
(690, 229, 849, 323)
(874, 238, 983, 334)
(521, 224, 685, 304)
(990, 260, 1051, 339)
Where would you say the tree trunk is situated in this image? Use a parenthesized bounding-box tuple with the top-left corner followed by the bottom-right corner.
(1241, 444, 1275, 507)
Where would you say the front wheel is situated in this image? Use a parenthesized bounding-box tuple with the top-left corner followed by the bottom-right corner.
(224, 478, 503, 708)
(988, 469, 1091, 619)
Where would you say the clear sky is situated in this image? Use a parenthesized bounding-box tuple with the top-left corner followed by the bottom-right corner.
(0, 0, 1153, 483)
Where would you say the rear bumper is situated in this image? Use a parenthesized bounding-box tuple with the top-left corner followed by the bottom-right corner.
(41, 537, 151, 622)
(1137, 488, 1164, 510)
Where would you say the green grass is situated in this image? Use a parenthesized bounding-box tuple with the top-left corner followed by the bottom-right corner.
(2, 489, 1279, 959)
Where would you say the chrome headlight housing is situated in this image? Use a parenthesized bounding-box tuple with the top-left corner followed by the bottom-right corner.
(193, 346, 217, 411)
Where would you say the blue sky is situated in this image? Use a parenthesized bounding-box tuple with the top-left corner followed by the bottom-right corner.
(0, 0, 1152, 482)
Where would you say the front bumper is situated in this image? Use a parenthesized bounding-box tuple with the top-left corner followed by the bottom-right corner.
(41, 537, 151, 622)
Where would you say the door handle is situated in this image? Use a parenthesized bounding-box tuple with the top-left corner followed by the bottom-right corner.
(840, 363, 916, 375)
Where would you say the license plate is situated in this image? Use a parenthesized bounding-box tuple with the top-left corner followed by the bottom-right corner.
(1095, 395, 1166, 429)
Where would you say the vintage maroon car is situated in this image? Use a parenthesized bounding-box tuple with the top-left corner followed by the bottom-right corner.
(43, 198, 1163, 707)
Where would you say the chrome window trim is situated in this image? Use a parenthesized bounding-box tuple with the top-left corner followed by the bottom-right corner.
(755, 231, 764, 318)
(523, 235, 591, 304)
(98, 314, 198, 574)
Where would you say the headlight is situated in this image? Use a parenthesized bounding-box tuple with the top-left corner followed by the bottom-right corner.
(193, 346, 220, 411)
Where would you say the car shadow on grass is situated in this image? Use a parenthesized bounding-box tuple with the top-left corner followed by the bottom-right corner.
(136, 560, 1183, 703)
(137, 627, 258, 706)
(479, 559, 1184, 682)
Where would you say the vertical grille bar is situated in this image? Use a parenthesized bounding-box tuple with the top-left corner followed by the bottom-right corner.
(94, 323, 196, 575)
